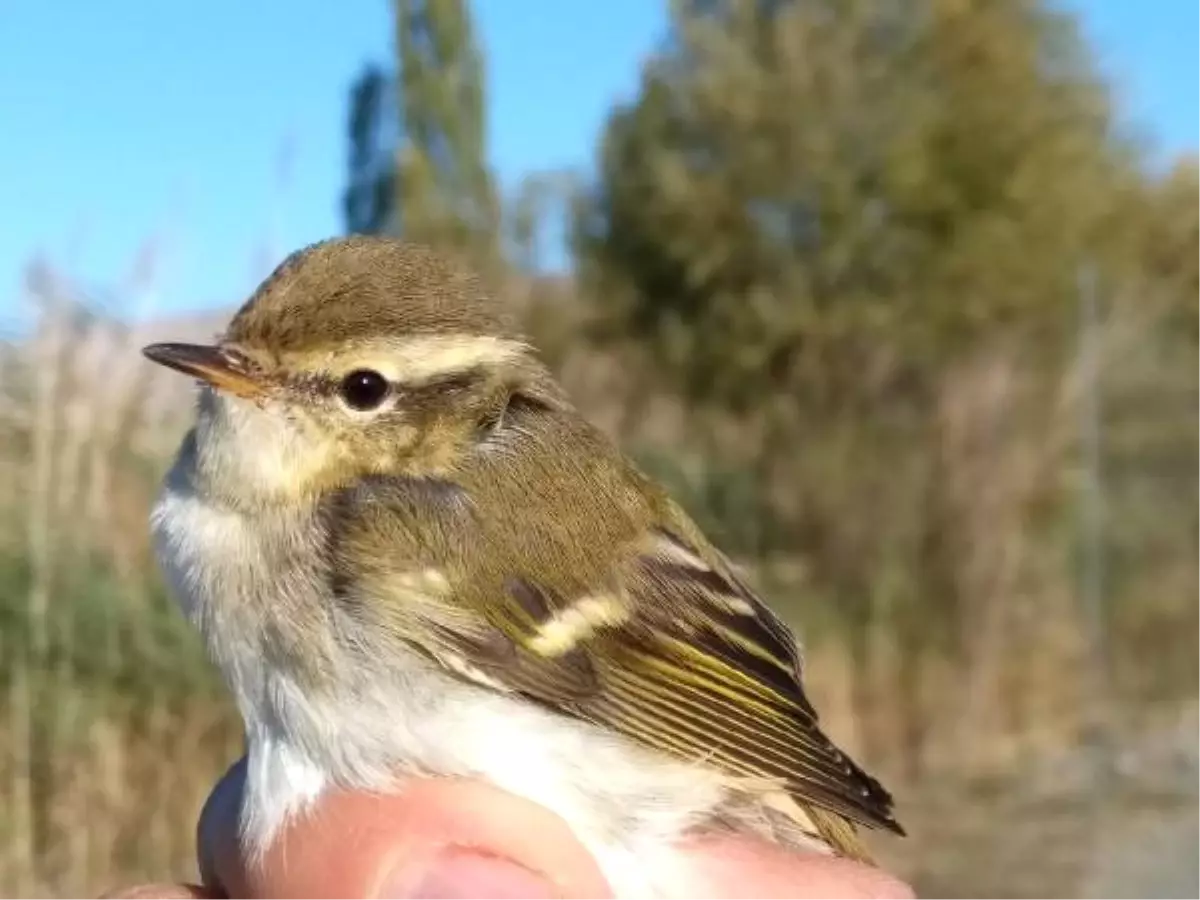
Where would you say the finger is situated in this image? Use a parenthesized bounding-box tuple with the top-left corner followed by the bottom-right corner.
(202, 770, 612, 899)
(196, 756, 245, 896)
(674, 837, 915, 899)
(99, 883, 216, 899)
(197, 760, 912, 899)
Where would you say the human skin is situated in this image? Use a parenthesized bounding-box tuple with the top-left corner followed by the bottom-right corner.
(102, 757, 914, 899)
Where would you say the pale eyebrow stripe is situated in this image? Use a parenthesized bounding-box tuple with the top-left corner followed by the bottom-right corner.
(280, 334, 530, 383)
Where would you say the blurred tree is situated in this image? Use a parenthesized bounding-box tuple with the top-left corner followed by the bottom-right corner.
(577, 0, 1127, 411)
(394, 0, 499, 260)
(505, 169, 585, 274)
(1133, 157, 1198, 338)
(344, 65, 397, 236)
(1093, 155, 1199, 701)
(574, 0, 1196, 770)
(343, 0, 499, 266)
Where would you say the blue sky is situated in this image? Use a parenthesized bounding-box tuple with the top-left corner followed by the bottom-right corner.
(0, 1, 1195, 322)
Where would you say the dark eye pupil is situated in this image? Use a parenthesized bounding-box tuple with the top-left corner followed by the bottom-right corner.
(340, 369, 389, 410)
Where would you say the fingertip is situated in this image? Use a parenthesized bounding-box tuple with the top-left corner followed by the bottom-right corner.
(379, 847, 560, 899)
(678, 838, 915, 899)
(99, 883, 217, 899)
(241, 778, 612, 899)
(197, 757, 247, 896)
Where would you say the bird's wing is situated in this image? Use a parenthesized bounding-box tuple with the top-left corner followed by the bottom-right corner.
(440, 526, 898, 840)
(325, 475, 901, 847)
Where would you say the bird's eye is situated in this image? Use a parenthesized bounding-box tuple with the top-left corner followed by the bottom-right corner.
(339, 369, 390, 411)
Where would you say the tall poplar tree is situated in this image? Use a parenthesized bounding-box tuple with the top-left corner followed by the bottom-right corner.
(344, 0, 498, 266)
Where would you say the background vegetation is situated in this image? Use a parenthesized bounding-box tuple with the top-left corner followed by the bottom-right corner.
(2, 0, 1196, 895)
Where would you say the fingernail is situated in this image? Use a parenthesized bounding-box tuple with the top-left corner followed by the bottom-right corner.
(384, 847, 558, 899)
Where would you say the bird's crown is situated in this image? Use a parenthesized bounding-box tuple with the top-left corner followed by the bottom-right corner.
(225, 236, 521, 358)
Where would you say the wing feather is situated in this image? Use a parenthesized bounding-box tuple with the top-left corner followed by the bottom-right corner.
(325, 474, 902, 842)
(475, 528, 901, 836)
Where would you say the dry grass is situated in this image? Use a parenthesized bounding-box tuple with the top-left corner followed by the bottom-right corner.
(0, 256, 239, 896)
(0, 253, 1194, 897)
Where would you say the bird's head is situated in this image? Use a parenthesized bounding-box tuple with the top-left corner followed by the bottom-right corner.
(145, 237, 561, 509)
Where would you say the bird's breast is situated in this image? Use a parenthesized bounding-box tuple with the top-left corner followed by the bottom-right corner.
(149, 474, 336, 718)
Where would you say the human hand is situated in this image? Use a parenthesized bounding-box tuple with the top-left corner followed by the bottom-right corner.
(104, 756, 913, 898)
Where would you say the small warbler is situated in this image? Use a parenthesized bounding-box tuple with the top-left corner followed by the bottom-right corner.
(144, 236, 901, 898)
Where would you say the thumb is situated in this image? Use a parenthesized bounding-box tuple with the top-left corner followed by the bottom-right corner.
(201, 764, 611, 899)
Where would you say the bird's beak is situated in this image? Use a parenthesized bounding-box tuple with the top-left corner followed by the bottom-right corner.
(142, 342, 267, 399)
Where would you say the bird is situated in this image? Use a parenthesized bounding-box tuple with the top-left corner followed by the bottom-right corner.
(143, 235, 901, 898)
